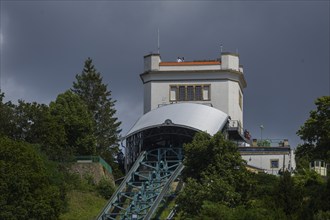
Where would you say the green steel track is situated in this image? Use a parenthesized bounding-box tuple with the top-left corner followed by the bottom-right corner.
(97, 148, 183, 220)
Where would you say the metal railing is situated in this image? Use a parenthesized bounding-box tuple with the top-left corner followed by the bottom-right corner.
(250, 139, 290, 147)
(76, 156, 112, 174)
(228, 120, 244, 134)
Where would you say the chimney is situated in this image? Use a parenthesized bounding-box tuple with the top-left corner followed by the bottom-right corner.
(252, 139, 258, 147)
(144, 53, 161, 72)
(221, 52, 239, 71)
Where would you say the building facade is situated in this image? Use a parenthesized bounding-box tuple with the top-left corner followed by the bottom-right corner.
(141, 52, 246, 127)
(124, 51, 296, 175)
(239, 146, 296, 175)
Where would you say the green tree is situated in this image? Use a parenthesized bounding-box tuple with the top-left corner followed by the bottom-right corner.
(176, 132, 253, 217)
(49, 91, 96, 157)
(275, 171, 303, 218)
(0, 96, 69, 161)
(0, 136, 66, 219)
(296, 96, 330, 163)
(293, 169, 329, 219)
(72, 58, 121, 158)
(0, 92, 16, 138)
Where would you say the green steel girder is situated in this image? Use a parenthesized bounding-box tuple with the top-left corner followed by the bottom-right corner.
(97, 148, 183, 220)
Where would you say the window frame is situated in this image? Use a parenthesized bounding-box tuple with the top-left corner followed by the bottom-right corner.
(270, 159, 279, 169)
(169, 84, 211, 102)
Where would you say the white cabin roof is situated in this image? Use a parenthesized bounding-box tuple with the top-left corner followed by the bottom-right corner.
(126, 103, 228, 137)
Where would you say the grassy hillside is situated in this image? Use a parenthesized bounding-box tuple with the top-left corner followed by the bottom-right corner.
(60, 190, 107, 220)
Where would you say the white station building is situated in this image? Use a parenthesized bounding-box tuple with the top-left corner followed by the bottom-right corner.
(141, 52, 245, 128)
(125, 52, 295, 175)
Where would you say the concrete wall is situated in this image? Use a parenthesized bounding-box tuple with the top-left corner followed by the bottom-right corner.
(143, 79, 243, 124)
(241, 153, 292, 175)
(69, 162, 114, 185)
(143, 82, 152, 113)
(221, 53, 239, 71)
(227, 81, 243, 127)
(141, 52, 246, 123)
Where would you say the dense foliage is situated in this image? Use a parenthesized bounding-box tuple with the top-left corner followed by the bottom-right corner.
(72, 57, 123, 177)
(49, 91, 96, 157)
(176, 128, 330, 219)
(72, 58, 121, 156)
(0, 136, 66, 219)
(176, 132, 253, 218)
(296, 96, 330, 168)
(0, 57, 121, 218)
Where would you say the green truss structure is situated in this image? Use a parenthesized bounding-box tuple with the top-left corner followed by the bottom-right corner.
(97, 148, 184, 220)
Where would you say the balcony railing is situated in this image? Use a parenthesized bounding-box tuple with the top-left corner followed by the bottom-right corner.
(228, 120, 244, 135)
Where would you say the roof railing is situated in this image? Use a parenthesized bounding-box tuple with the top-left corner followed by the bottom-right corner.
(251, 139, 290, 147)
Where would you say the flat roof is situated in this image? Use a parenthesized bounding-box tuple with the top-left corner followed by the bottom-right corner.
(160, 61, 220, 66)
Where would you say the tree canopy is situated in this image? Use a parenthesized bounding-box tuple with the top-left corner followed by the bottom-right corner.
(72, 58, 121, 157)
(176, 132, 253, 217)
(49, 90, 96, 157)
(0, 136, 66, 219)
(175, 130, 330, 219)
(296, 96, 330, 166)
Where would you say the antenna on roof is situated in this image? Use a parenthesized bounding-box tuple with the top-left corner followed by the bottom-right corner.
(220, 44, 223, 53)
(157, 28, 160, 54)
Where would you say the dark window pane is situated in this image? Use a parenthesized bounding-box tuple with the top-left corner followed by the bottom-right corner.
(270, 160, 279, 168)
(179, 86, 185, 101)
(187, 86, 194, 101)
(195, 86, 202, 100)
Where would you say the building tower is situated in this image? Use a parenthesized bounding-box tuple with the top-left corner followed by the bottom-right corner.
(141, 52, 247, 128)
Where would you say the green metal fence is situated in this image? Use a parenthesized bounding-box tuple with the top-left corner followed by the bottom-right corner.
(76, 156, 112, 174)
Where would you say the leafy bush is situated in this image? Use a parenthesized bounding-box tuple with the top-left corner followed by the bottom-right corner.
(97, 178, 115, 199)
(0, 136, 66, 219)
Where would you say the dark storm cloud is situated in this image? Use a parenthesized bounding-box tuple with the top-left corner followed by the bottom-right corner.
(1, 1, 329, 147)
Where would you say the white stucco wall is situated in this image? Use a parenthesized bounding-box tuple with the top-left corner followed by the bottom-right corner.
(221, 54, 239, 71)
(144, 54, 161, 71)
(227, 81, 243, 127)
(143, 82, 151, 113)
(241, 153, 292, 175)
(141, 53, 246, 122)
(143, 79, 243, 124)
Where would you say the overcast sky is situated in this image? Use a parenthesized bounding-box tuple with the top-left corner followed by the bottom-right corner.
(0, 1, 329, 147)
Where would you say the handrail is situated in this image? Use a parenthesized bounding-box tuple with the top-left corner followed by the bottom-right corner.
(143, 163, 184, 220)
(96, 151, 147, 220)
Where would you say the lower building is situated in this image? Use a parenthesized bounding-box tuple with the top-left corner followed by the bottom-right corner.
(239, 145, 296, 175)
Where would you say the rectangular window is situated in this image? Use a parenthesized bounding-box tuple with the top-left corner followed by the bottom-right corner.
(203, 85, 210, 100)
(170, 86, 177, 101)
(195, 86, 202, 101)
(270, 159, 279, 168)
(169, 84, 211, 102)
(187, 86, 194, 101)
(179, 86, 186, 101)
